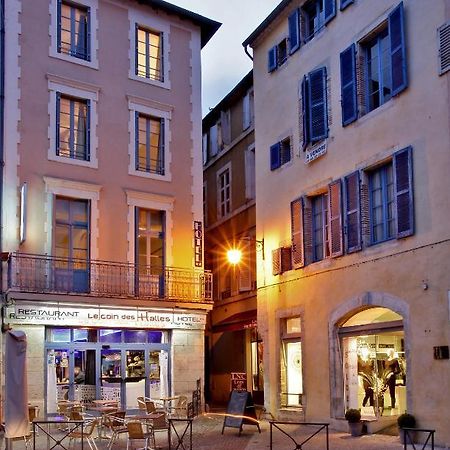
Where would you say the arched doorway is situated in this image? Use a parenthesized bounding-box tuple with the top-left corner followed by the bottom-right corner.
(339, 307, 406, 418)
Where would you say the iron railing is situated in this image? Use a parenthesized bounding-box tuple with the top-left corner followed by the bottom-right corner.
(7, 252, 212, 303)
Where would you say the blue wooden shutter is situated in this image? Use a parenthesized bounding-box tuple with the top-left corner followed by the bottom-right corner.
(344, 171, 361, 253)
(340, 0, 353, 10)
(394, 146, 414, 238)
(268, 46, 277, 72)
(135, 111, 140, 170)
(301, 76, 310, 149)
(86, 7, 91, 61)
(135, 24, 139, 75)
(308, 67, 328, 142)
(57, 0, 62, 53)
(340, 43, 358, 126)
(291, 198, 305, 268)
(324, 0, 336, 25)
(328, 180, 343, 257)
(389, 2, 407, 96)
(56, 92, 61, 155)
(159, 117, 165, 175)
(270, 142, 281, 170)
(288, 9, 300, 55)
(86, 99, 91, 161)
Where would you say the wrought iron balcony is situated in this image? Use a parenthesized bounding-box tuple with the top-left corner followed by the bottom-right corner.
(6, 253, 212, 303)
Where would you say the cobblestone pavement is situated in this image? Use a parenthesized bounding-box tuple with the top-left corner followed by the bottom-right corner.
(1, 413, 445, 449)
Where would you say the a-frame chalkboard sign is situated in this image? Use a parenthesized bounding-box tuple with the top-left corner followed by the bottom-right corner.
(221, 390, 261, 435)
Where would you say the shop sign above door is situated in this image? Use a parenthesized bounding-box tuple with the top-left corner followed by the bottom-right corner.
(6, 302, 206, 330)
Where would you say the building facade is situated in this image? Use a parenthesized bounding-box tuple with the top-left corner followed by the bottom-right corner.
(0, 0, 219, 417)
(202, 72, 263, 405)
(244, 0, 450, 444)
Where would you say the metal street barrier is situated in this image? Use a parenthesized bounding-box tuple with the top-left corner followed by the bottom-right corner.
(168, 418, 193, 450)
(270, 421, 329, 450)
(402, 427, 435, 450)
(32, 420, 84, 450)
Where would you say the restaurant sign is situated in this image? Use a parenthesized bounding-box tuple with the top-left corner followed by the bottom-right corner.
(6, 302, 207, 330)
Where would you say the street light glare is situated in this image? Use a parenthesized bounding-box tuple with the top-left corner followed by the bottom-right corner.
(227, 249, 242, 265)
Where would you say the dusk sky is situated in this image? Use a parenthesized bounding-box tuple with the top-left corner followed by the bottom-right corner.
(168, 0, 279, 116)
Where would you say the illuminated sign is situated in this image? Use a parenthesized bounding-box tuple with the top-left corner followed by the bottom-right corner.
(6, 302, 207, 330)
(194, 221, 203, 267)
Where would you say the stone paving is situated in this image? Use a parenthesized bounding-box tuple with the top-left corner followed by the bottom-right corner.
(1, 413, 445, 449)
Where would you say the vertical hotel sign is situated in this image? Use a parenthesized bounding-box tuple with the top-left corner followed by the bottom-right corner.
(194, 221, 203, 267)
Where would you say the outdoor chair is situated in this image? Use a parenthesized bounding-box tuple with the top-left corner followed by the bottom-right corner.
(126, 420, 155, 450)
(145, 400, 157, 414)
(104, 410, 128, 449)
(151, 412, 169, 448)
(68, 418, 99, 450)
(137, 396, 146, 410)
(168, 395, 188, 418)
(28, 405, 39, 435)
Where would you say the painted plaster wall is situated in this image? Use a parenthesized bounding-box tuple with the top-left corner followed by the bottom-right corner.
(251, 0, 450, 444)
(5, 0, 203, 270)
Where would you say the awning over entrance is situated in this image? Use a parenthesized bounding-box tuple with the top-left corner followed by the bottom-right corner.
(212, 310, 257, 333)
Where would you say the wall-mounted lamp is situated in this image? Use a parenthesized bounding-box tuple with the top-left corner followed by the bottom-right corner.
(226, 237, 265, 265)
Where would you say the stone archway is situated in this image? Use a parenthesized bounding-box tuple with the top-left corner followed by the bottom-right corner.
(328, 292, 412, 419)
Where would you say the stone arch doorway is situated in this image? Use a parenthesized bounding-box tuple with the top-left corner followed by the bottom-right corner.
(329, 292, 411, 421)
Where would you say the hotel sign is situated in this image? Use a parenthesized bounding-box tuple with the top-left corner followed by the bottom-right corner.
(6, 303, 207, 330)
(194, 221, 203, 267)
(305, 141, 327, 164)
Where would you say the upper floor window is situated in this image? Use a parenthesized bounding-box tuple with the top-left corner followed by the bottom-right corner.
(135, 112, 164, 175)
(340, 2, 407, 125)
(311, 193, 329, 262)
(58, 0, 90, 61)
(57, 94, 90, 161)
(369, 163, 395, 244)
(270, 137, 291, 171)
(243, 90, 254, 131)
(217, 166, 231, 219)
(136, 26, 163, 82)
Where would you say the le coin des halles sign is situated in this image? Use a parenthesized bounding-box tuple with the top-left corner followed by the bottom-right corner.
(305, 141, 327, 164)
(6, 303, 206, 330)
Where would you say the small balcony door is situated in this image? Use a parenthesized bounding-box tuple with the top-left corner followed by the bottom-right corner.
(54, 196, 90, 293)
(135, 207, 165, 297)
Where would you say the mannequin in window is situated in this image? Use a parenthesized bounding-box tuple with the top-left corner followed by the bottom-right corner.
(384, 349, 401, 409)
(357, 348, 374, 407)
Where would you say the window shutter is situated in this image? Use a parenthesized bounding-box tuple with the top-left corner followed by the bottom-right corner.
(86, 99, 91, 161)
(324, 0, 336, 25)
(245, 147, 255, 200)
(394, 146, 414, 238)
(268, 46, 277, 72)
(56, 92, 61, 156)
(202, 134, 208, 165)
(243, 93, 250, 130)
(57, 0, 62, 53)
(344, 171, 361, 253)
(291, 198, 305, 268)
(438, 21, 450, 75)
(303, 197, 313, 265)
(209, 124, 218, 157)
(360, 178, 370, 247)
(308, 67, 328, 142)
(135, 111, 140, 170)
(288, 9, 300, 55)
(239, 240, 252, 291)
(340, 0, 353, 10)
(389, 1, 407, 96)
(340, 44, 358, 126)
(272, 248, 281, 275)
(135, 24, 139, 75)
(86, 7, 91, 61)
(221, 110, 231, 145)
(159, 117, 165, 175)
(281, 247, 292, 273)
(328, 180, 343, 257)
(301, 76, 310, 149)
(270, 142, 281, 171)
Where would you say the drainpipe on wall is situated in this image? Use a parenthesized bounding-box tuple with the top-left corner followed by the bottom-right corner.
(243, 44, 253, 61)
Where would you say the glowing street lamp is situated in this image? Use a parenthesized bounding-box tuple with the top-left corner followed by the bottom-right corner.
(227, 249, 242, 265)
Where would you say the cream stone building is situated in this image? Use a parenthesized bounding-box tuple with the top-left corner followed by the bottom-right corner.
(0, 0, 219, 418)
(244, 0, 450, 444)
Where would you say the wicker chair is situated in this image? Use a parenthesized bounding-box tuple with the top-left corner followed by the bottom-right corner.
(68, 419, 99, 450)
(104, 411, 128, 450)
(168, 396, 188, 418)
(126, 420, 155, 450)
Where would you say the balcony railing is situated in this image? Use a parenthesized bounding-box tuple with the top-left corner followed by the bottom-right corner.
(6, 253, 212, 303)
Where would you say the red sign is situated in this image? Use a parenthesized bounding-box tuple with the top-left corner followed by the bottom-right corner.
(231, 372, 247, 391)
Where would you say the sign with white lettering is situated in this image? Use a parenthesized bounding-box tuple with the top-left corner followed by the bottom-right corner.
(305, 141, 327, 164)
(6, 303, 207, 330)
(194, 221, 203, 268)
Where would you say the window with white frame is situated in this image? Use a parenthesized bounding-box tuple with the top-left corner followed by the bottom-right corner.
(280, 316, 303, 407)
(135, 26, 163, 81)
(58, 0, 90, 60)
(57, 94, 90, 161)
(135, 112, 164, 175)
(311, 193, 329, 262)
(50, 0, 98, 68)
(217, 165, 231, 219)
(48, 77, 98, 168)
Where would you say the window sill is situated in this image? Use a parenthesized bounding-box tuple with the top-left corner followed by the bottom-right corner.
(48, 154, 98, 169)
(128, 168, 172, 183)
(129, 73, 171, 91)
(49, 51, 99, 70)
